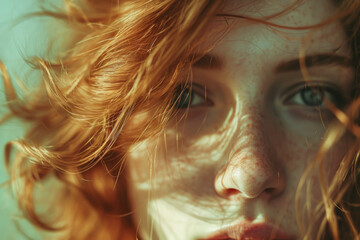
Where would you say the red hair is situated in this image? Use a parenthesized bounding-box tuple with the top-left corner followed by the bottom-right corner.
(1, 0, 360, 239)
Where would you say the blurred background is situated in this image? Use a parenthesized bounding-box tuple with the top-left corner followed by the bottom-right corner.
(0, 1, 68, 239)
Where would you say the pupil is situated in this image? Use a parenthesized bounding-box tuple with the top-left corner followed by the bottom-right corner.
(300, 87, 324, 106)
(173, 87, 193, 109)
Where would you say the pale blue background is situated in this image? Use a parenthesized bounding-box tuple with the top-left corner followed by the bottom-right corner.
(0, 1, 67, 239)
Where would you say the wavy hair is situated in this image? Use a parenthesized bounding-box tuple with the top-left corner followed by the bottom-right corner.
(1, 0, 360, 239)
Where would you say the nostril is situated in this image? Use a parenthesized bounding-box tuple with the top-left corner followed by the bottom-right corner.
(214, 163, 285, 200)
(264, 188, 277, 194)
(224, 188, 239, 196)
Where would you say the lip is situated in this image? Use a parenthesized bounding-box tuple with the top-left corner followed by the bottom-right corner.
(199, 221, 296, 240)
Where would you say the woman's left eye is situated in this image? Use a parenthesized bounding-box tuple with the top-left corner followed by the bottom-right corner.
(285, 84, 345, 108)
(172, 85, 209, 109)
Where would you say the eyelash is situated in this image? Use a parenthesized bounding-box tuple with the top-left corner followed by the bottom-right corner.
(172, 84, 211, 109)
(284, 83, 346, 108)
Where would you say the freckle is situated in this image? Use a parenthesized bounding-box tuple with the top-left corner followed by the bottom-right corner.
(248, 175, 255, 182)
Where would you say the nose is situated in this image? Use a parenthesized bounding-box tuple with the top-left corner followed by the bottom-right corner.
(214, 115, 285, 201)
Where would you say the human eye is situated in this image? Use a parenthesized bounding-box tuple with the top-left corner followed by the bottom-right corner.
(172, 84, 213, 109)
(284, 82, 347, 109)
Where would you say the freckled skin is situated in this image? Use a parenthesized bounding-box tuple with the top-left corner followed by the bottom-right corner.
(126, 1, 354, 240)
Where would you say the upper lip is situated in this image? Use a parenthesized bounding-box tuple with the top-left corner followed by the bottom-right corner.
(199, 221, 296, 240)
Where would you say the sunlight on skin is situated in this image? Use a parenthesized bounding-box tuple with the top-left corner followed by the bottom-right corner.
(127, 0, 354, 239)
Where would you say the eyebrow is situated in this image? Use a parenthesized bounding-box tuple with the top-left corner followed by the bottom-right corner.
(275, 53, 353, 73)
(191, 53, 353, 72)
(191, 53, 223, 69)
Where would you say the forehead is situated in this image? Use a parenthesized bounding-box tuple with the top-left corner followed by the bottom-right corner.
(219, 0, 337, 22)
(205, 0, 345, 48)
(200, 0, 349, 66)
(192, 0, 351, 91)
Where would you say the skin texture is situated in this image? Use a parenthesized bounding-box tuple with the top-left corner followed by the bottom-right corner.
(126, 0, 354, 239)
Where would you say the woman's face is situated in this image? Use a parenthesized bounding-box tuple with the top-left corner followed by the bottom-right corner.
(127, 0, 354, 239)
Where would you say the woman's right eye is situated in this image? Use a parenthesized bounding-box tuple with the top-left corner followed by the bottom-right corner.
(172, 85, 210, 109)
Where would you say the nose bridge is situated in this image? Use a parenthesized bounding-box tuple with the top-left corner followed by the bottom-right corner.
(231, 109, 270, 164)
(215, 107, 284, 200)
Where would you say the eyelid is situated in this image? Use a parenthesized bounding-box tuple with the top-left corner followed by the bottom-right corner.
(282, 81, 346, 107)
(192, 83, 212, 100)
(173, 83, 214, 109)
(282, 81, 339, 101)
(190, 83, 214, 107)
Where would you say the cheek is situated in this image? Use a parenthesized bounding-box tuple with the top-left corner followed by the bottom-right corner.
(127, 123, 240, 208)
(278, 127, 351, 202)
(126, 136, 216, 194)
